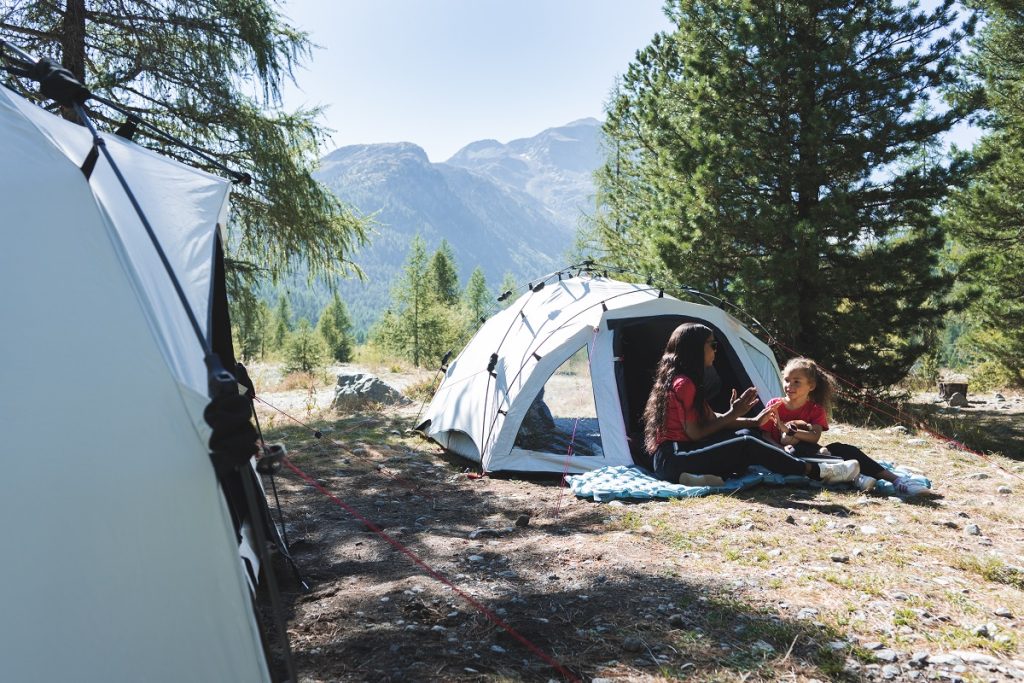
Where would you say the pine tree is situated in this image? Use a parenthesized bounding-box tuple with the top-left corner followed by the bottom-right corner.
(317, 292, 354, 363)
(946, 1, 1024, 386)
(427, 240, 460, 305)
(283, 318, 326, 374)
(232, 288, 269, 361)
(370, 235, 438, 366)
(498, 272, 517, 309)
(0, 1, 366, 300)
(593, 0, 974, 386)
(462, 267, 491, 326)
(271, 294, 292, 352)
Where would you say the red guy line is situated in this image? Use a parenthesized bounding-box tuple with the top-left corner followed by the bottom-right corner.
(282, 457, 581, 683)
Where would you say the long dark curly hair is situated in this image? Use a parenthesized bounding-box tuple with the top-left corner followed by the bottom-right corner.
(643, 323, 713, 453)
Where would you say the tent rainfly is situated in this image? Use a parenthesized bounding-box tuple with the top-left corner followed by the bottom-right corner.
(420, 275, 784, 474)
(1, 71, 278, 679)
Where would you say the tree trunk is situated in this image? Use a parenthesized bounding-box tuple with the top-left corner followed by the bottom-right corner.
(59, 0, 87, 121)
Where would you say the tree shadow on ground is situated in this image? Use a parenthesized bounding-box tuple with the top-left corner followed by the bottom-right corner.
(904, 401, 1024, 461)
(257, 412, 878, 682)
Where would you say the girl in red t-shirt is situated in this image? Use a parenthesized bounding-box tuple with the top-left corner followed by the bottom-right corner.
(642, 323, 861, 486)
(762, 358, 928, 496)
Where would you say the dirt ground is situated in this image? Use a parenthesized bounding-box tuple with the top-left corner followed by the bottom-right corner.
(253, 375, 1024, 682)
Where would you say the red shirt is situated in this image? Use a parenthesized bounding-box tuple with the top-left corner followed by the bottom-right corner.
(658, 375, 711, 445)
(763, 397, 828, 443)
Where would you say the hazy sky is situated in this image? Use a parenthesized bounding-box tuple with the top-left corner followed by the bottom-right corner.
(278, 1, 672, 162)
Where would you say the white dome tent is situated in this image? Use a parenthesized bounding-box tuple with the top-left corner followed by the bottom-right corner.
(420, 272, 784, 474)
(1, 51, 284, 681)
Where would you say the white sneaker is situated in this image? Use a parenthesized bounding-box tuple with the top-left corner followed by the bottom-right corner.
(893, 476, 929, 496)
(678, 472, 725, 487)
(855, 474, 877, 492)
(818, 459, 860, 484)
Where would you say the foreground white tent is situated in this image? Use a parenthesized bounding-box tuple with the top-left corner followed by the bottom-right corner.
(1, 80, 273, 679)
(421, 274, 784, 474)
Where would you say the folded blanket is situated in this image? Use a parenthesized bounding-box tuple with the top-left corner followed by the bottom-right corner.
(567, 464, 929, 502)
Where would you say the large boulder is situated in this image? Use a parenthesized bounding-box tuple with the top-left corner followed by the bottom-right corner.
(332, 372, 410, 410)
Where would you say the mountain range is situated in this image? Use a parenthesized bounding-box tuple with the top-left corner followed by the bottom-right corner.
(283, 118, 605, 335)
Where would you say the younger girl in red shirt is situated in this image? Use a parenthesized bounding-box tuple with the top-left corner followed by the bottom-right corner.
(762, 357, 928, 496)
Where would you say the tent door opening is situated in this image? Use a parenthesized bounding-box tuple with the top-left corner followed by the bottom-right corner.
(610, 315, 759, 464)
(512, 344, 603, 458)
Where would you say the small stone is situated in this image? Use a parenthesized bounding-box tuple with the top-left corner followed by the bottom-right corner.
(875, 648, 899, 662)
(994, 607, 1013, 618)
(514, 514, 531, 527)
(965, 524, 981, 536)
(831, 554, 850, 563)
(490, 645, 506, 654)
(864, 642, 885, 651)
(797, 607, 819, 620)
(768, 548, 782, 557)
(967, 472, 990, 480)
(948, 392, 968, 407)
(954, 650, 999, 665)
(668, 614, 687, 627)
(431, 625, 446, 632)
(827, 640, 849, 651)
(467, 554, 485, 563)
(997, 486, 1012, 494)
(909, 652, 930, 668)
(974, 623, 996, 638)
(622, 636, 644, 653)
(929, 653, 964, 666)
(907, 438, 928, 446)
(860, 525, 879, 535)
(785, 515, 796, 524)
(882, 664, 901, 679)
(751, 640, 775, 654)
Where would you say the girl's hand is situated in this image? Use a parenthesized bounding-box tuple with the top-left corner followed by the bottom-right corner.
(785, 420, 812, 433)
(753, 405, 776, 427)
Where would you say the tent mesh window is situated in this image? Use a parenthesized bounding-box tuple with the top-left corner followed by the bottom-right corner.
(514, 345, 603, 457)
(512, 344, 598, 456)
